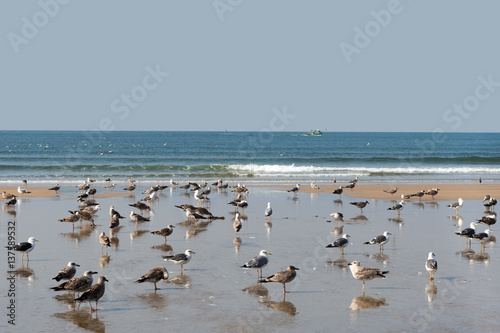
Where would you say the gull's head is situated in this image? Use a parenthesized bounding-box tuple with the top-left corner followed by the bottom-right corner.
(28, 237, 39, 243)
(383, 231, 392, 237)
(428, 252, 436, 260)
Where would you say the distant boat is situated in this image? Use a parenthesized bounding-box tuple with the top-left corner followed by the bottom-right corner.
(307, 129, 323, 136)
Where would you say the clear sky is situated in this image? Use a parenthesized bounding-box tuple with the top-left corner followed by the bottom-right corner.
(1, 1, 499, 132)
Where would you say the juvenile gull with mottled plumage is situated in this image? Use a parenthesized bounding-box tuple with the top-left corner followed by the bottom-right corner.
(135, 267, 169, 290)
(259, 265, 299, 294)
(348, 261, 388, 292)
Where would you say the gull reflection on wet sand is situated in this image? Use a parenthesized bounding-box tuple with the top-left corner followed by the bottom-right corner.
(167, 274, 192, 288)
(263, 298, 297, 316)
(136, 292, 168, 310)
(349, 295, 387, 311)
(53, 309, 105, 333)
(426, 281, 438, 302)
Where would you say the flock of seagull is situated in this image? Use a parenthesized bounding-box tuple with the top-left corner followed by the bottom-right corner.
(3, 177, 498, 311)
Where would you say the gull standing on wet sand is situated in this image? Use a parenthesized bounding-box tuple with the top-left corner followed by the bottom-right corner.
(326, 234, 350, 254)
(135, 266, 169, 291)
(233, 213, 242, 235)
(387, 201, 405, 216)
(364, 231, 392, 252)
(348, 261, 388, 293)
(75, 276, 108, 311)
(330, 212, 344, 222)
(425, 252, 437, 281)
(52, 262, 80, 282)
(350, 201, 369, 214)
(6, 236, 39, 262)
(241, 250, 272, 278)
(259, 265, 299, 294)
(332, 186, 343, 197)
(99, 232, 111, 254)
(162, 249, 195, 272)
(265, 202, 273, 221)
(448, 198, 464, 215)
(287, 184, 300, 194)
(151, 225, 175, 243)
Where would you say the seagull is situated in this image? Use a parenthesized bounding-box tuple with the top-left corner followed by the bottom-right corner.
(109, 205, 125, 219)
(5, 197, 17, 207)
(109, 214, 120, 229)
(387, 201, 405, 216)
(129, 201, 152, 211)
(99, 232, 111, 254)
(52, 262, 80, 282)
(484, 197, 497, 210)
(424, 188, 440, 199)
(472, 229, 493, 250)
(332, 186, 343, 197)
(49, 184, 61, 193)
(241, 250, 272, 279)
(162, 249, 195, 272)
(233, 213, 242, 235)
(185, 208, 205, 221)
(364, 231, 392, 251)
(344, 183, 356, 189)
(448, 198, 464, 215)
(51, 270, 98, 297)
(75, 276, 108, 311)
(151, 225, 175, 243)
(410, 191, 425, 201)
(6, 237, 39, 262)
(349, 177, 359, 184)
(425, 252, 437, 281)
(326, 234, 350, 254)
(476, 214, 497, 230)
(130, 211, 150, 223)
(194, 189, 207, 201)
(455, 222, 477, 246)
(350, 201, 369, 213)
(135, 267, 169, 291)
(2, 191, 16, 200)
(123, 185, 136, 191)
(128, 177, 136, 183)
(17, 186, 31, 196)
(259, 265, 299, 294)
(311, 181, 320, 190)
(265, 202, 273, 220)
(170, 179, 178, 186)
(287, 184, 300, 193)
(383, 187, 398, 196)
(330, 212, 344, 222)
(348, 261, 388, 293)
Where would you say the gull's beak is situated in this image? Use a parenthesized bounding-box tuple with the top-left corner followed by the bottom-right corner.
(268, 253, 272, 255)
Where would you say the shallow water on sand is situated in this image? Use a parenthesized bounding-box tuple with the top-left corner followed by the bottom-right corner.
(1, 186, 498, 332)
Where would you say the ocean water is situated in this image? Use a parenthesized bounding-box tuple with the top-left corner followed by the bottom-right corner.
(1, 131, 499, 183)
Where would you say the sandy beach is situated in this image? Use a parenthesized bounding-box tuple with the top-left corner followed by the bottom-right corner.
(2, 180, 499, 332)
(3, 183, 500, 202)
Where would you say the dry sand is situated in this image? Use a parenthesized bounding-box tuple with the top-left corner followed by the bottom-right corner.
(258, 183, 500, 202)
(2, 183, 500, 202)
(0, 186, 131, 199)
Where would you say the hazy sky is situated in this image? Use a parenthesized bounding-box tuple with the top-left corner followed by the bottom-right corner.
(1, 1, 499, 132)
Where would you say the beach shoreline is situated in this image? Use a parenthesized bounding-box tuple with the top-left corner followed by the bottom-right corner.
(2, 182, 499, 202)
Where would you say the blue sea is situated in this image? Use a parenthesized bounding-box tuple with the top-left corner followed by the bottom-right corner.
(0, 130, 499, 184)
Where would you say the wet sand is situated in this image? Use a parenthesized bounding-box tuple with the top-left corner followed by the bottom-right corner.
(1, 182, 498, 332)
